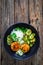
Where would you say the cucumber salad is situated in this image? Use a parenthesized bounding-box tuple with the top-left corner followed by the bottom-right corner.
(7, 27, 36, 56)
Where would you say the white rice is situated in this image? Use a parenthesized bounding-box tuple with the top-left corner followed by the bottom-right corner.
(11, 29, 24, 41)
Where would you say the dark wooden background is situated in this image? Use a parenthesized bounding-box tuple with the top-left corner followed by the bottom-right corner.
(0, 0, 43, 65)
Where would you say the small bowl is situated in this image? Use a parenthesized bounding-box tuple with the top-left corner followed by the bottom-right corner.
(4, 23, 40, 60)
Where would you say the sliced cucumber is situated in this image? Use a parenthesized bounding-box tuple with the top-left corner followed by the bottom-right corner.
(7, 35, 13, 45)
(26, 29, 32, 36)
(29, 43, 33, 47)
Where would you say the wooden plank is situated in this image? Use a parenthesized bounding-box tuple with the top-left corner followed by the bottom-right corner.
(14, 0, 28, 23)
(29, 0, 37, 29)
(0, 0, 2, 38)
(39, 1, 43, 65)
(0, 0, 2, 65)
(29, 0, 43, 65)
(8, 0, 14, 25)
(0, 23, 1, 65)
(2, 0, 16, 65)
(34, 0, 43, 65)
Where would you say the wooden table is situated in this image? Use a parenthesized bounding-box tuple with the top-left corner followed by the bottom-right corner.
(0, 0, 43, 65)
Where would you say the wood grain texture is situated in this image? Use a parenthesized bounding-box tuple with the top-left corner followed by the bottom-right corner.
(0, 0, 2, 65)
(14, 0, 28, 23)
(29, 0, 43, 65)
(2, 0, 16, 65)
(1, 0, 43, 65)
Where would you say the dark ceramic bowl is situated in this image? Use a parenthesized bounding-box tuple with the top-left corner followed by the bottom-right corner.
(4, 23, 40, 60)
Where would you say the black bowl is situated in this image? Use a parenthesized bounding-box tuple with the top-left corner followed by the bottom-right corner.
(4, 23, 40, 60)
